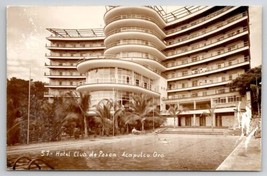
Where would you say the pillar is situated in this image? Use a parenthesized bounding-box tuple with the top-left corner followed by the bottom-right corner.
(193, 114, 196, 127)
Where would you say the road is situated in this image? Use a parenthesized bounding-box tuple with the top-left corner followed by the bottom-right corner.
(7, 132, 240, 170)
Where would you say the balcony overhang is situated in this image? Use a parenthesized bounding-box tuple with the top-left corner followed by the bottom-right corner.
(76, 83, 160, 97)
(77, 59, 161, 80)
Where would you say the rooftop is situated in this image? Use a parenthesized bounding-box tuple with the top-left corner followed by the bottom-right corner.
(47, 28, 105, 38)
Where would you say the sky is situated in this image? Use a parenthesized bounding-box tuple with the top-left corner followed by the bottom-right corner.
(6, 6, 262, 83)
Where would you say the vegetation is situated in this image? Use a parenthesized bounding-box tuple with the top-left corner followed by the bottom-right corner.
(228, 66, 261, 115)
(7, 77, 48, 145)
(167, 104, 185, 128)
(7, 77, 165, 145)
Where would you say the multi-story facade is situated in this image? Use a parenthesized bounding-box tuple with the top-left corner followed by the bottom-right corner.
(45, 6, 251, 128)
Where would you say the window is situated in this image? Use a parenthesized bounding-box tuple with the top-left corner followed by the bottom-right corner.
(192, 56, 198, 62)
(192, 80, 198, 87)
(192, 93, 198, 97)
(182, 71, 188, 76)
(218, 89, 225, 94)
(220, 98, 226, 103)
(191, 68, 198, 74)
(70, 82, 73, 86)
(136, 79, 139, 86)
(182, 83, 187, 88)
(203, 91, 207, 96)
(182, 60, 188, 64)
(228, 95, 241, 103)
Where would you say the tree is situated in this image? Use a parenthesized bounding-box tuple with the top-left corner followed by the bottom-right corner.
(110, 99, 124, 135)
(93, 99, 114, 136)
(60, 91, 90, 138)
(7, 77, 48, 145)
(201, 104, 216, 131)
(40, 97, 64, 141)
(228, 66, 261, 115)
(127, 94, 155, 131)
(168, 104, 184, 128)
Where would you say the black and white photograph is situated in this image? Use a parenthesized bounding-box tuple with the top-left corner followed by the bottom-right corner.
(6, 5, 262, 171)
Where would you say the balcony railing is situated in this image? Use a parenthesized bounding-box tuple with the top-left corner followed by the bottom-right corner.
(77, 57, 163, 77)
(105, 13, 159, 26)
(105, 27, 163, 39)
(47, 28, 105, 38)
(46, 43, 105, 49)
(166, 6, 233, 34)
(167, 77, 237, 91)
(45, 63, 77, 67)
(167, 89, 235, 100)
(165, 41, 249, 68)
(79, 81, 160, 94)
(45, 53, 104, 58)
(166, 26, 248, 56)
(106, 40, 158, 49)
(115, 53, 162, 62)
(167, 56, 249, 80)
(44, 73, 85, 77)
(45, 82, 84, 87)
(166, 11, 248, 46)
(148, 6, 208, 23)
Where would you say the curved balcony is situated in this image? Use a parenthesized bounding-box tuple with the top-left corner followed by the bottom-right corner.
(77, 59, 161, 80)
(165, 42, 249, 69)
(106, 40, 162, 50)
(104, 32, 166, 50)
(166, 27, 248, 59)
(165, 6, 238, 35)
(77, 83, 160, 97)
(167, 80, 232, 93)
(167, 58, 249, 81)
(46, 44, 105, 50)
(167, 12, 248, 48)
(105, 26, 164, 39)
(118, 57, 166, 72)
(104, 6, 165, 28)
(104, 44, 166, 61)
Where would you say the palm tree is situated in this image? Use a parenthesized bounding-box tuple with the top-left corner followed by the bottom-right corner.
(201, 104, 216, 131)
(93, 99, 114, 136)
(110, 99, 124, 135)
(127, 94, 155, 131)
(168, 104, 184, 128)
(65, 91, 90, 138)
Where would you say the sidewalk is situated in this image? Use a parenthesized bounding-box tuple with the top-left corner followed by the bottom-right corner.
(216, 136, 261, 171)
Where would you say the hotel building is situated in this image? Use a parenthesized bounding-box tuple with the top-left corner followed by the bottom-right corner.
(45, 6, 251, 128)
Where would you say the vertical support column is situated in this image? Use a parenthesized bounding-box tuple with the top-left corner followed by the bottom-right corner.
(193, 114, 196, 127)
(132, 71, 135, 85)
(210, 98, 213, 108)
(193, 100, 196, 110)
(140, 75, 144, 88)
(115, 67, 118, 83)
(210, 98, 215, 128)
